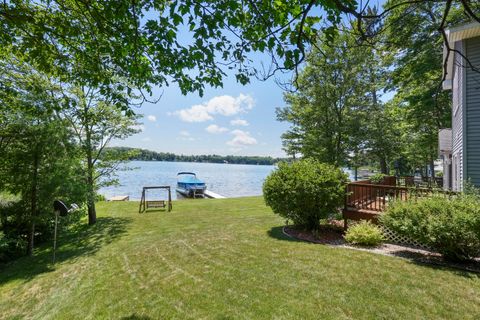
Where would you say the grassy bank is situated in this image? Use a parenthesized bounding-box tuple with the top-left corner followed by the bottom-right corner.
(1, 197, 479, 319)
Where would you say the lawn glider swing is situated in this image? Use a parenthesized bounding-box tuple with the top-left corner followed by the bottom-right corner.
(139, 186, 172, 213)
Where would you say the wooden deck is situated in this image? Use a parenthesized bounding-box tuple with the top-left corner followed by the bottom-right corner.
(204, 190, 226, 199)
(108, 195, 129, 201)
(342, 179, 453, 229)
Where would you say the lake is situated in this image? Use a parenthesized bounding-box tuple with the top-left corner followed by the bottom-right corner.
(99, 161, 277, 200)
(99, 161, 355, 200)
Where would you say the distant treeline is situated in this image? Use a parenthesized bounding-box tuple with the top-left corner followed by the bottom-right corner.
(104, 147, 286, 165)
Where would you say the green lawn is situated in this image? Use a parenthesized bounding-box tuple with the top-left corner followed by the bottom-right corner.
(1, 197, 480, 319)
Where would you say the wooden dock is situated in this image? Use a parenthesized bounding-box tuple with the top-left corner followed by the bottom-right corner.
(108, 195, 129, 201)
(204, 190, 226, 199)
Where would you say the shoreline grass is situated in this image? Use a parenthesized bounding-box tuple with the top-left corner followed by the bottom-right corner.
(1, 197, 479, 319)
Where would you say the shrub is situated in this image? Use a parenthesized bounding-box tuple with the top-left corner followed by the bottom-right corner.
(95, 193, 107, 202)
(0, 194, 28, 262)
(381, 194, 480, 261)
(345, 220, 385, 246)
(0, 192, 85, 262)
(370, 173, 386, 184)
(0, 231, 27, 262)
(263, 159, 348, 231)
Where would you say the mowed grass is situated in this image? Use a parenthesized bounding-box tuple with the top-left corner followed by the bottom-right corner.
(1, 197, 480, 319)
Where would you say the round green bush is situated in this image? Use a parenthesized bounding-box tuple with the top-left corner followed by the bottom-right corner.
(262, 159, 348, 231)
(381, 194, 480, 261)
(344, 220, 384, 246)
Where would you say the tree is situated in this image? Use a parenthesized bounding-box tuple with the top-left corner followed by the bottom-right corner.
(0, 53, 85, 255)
(383, 0, 454, 176)
(62, 88, 140, 225)
(2, 1, 476, 105)
(1, 115, 86, 255)
(362, 101, 404, 174)
(278, 30, 370, 167)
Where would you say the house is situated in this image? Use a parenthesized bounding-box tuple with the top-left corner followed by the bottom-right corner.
(441, 22, 480, 191)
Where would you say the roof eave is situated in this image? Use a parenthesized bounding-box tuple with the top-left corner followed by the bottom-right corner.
(442, 22, 480, 90)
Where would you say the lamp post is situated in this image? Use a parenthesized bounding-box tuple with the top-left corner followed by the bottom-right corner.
(52, 200, 69, 264)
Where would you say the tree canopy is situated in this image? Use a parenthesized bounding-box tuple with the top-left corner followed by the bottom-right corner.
(2, 0, 479, 106)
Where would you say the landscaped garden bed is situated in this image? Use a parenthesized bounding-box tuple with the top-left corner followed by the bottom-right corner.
(283, 223, 480, 273)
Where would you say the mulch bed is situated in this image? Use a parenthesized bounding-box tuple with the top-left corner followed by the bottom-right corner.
(284, 223, 345, 245)
(283, 222, 480, 274)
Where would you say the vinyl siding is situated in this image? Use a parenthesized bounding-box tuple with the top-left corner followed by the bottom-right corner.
(465, 36, 480, 186)
(452, 41, 464, 191)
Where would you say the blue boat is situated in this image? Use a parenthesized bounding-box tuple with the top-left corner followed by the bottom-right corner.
(176, 172, 207, 198)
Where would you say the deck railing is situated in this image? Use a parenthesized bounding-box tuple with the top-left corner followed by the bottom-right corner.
(344, 181, 453, 213)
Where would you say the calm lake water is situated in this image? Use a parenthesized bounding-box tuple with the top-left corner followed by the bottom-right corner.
(99, 161, 277, 200)
(99, 161, 355, 200)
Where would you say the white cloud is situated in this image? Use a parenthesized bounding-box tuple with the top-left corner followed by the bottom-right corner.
(147, 115, 157, 122)
(174, 105, 214, 123)
(227, 130, 257, 147)
(173, 94, 255, 122)
(205, 124, 229, 134)
(141, 137, 152, 142)
(178, 130, 195, 141)
(133, 124, 145, 132)
(230, 119, 249, 126)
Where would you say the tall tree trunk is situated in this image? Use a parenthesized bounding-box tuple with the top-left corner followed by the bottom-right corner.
(85, 126, 96, 225)
(87, 171, 96, 225)
(380, 158, 388, 175)
(27, 149, 39, 256)
(430, 155, 436, 178)
(354, 166, 358, 181)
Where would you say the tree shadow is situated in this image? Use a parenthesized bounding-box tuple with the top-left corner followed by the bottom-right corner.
(0, 216, 132, 285)
(390, 250, 480, 278)
(267, 226, 302, 242)
(120, 314, 152, 320)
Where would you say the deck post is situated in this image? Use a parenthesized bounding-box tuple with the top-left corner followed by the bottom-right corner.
(343, 183, 348, 231)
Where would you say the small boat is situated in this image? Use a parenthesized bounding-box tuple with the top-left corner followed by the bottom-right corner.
(176, 172, 207, 198)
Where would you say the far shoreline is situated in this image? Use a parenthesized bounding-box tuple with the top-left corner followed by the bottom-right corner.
(106, 146, 286, 166)
(125, 159, 278, 166)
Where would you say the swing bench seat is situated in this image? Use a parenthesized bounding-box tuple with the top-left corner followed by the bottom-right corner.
(146, 200, 166, 208)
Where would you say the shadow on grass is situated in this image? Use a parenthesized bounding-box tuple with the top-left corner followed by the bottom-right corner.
(140, 209, 171, 214)
(269, 226, 480, 277)
(267, 226, 302, 242)
(390, 250, 480, 278)
(120, 314, 152, 320)
(0, 216, 132, 285)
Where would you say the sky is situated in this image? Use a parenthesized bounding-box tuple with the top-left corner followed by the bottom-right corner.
(116, 52, 291, 158)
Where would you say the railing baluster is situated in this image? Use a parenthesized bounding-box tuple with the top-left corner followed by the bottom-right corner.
(344, 181, 458, 219)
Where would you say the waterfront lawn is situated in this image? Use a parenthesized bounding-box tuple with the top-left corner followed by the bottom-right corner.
(1, 197, 479, 319)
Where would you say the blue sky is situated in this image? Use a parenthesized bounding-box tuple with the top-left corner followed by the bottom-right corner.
(117, 59, 291, 158)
